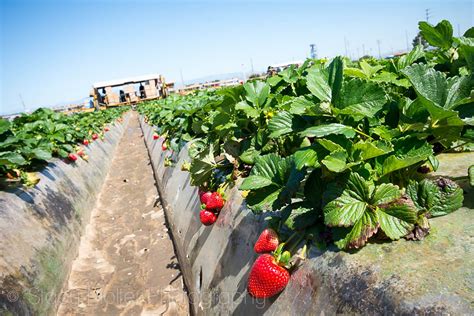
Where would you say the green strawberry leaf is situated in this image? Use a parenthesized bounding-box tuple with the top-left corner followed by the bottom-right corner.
(282, 203, 320, 231)
(372, 183, 401, 205)
(321, 150, 351, 173)
(299, 123, 356, 138)
(378, 136, 433, 176)
(419, 20, 453, 50)
(377, 206, 415, 240)
(306, 67, 332, 102)
(406, 178, 464, 217)
(235, 101, 259, 118)
(334, 211, 379, 249)
(241, 154, 304, 212)
(268, 111, 294, 138)
(244, 81, 270, 108)
(335, 78, 387, 120)
(324, 173, 412, 249)
(239, 175, 273, 190)
(268, 111, 306, 138)
(0, 119, 11, 135)
(293, 146, 320, 170)
(32, 148, 53, 161)
(351, 140, 393, 161)
(189, 145, 217, 186)
(397, 45, 425, 70)
(0, 151, 27, 166)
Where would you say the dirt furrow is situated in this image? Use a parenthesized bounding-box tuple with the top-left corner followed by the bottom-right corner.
(57, 112, 188, 316)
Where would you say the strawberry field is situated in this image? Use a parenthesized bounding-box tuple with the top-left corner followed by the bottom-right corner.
(138, 20, 474, 299)
(0, 19, 473, 314)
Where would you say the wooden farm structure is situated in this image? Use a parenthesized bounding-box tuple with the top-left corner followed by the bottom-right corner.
(90, 74, 175, 109)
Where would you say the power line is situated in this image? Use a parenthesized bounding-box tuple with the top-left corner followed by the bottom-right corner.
(19, 94, 26, 112)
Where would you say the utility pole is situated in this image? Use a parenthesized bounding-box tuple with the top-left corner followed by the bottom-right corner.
(362, 44, 366, 57)
(309, 44, 317, 59)
(179, 69, 185, 88)
(344, 37, 349, 57)
(376, 40, 381, 58)
(425, 8, 431, 22)
(405, 30, 410, 51)
(458, 24, 461, 36)
(250, 58, 255, 74)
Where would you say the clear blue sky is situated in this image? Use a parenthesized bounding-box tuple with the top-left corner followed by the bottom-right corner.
(0, 0, 472, 114)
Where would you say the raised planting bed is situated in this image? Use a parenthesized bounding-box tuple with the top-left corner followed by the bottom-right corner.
(141, 117, 473, 315)
(0, 114, 129, 315)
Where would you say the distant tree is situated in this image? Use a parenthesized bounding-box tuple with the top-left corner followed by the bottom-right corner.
(248, 73, 262, 79)
(412, 32, 429, 49)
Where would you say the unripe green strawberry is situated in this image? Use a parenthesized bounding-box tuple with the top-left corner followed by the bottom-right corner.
(247, 254, 290, 298)
(254, 228, 279, 253)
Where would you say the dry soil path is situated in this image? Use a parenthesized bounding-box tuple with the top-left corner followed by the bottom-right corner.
(57, 112, 188, 316)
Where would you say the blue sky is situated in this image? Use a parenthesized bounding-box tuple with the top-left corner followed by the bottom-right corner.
(0, 0, 472, 114)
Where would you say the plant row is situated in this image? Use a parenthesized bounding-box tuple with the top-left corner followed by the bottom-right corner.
(139, 20, 473, 297)
(0, 107, 129, 187)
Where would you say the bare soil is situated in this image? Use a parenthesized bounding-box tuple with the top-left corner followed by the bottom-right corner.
(57, 112, 189, 316)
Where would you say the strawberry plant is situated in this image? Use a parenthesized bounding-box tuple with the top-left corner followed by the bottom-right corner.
(0, 107, 128, 188)
(138, 19, 473, 252)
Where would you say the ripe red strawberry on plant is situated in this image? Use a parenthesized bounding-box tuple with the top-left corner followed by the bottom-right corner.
(247, 253, 290, 298)
(92, 133, 99, 140)
(200, 209, 217, 226)
(162, 142, 168, 151)
(204, 192, 224, 210)
(83, 139, 89, 146)
(104, 127, 110, 132)
(254, 228, 279, 253)
(200, 191, 212, 205)
(68, 153, 78, 162)
(153, 133, 159, 140)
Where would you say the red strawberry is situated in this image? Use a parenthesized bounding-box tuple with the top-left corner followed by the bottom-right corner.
(104, 127, 110, 132)
(254, 229, 279, 253)
(162, 142, 168, 151)
(68, 153, 78, 162)
(198, 188, 205, 198)
(205, 192, 224, 210)
(92, 133, 99, 140)
(247, 254, 290, 298)
(200, 191, 212, 205)
(83, 139, 89, 146)
(200, 209, 217, 226)
(153, 133, 159, 140)
(77, 149, 85, 157)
